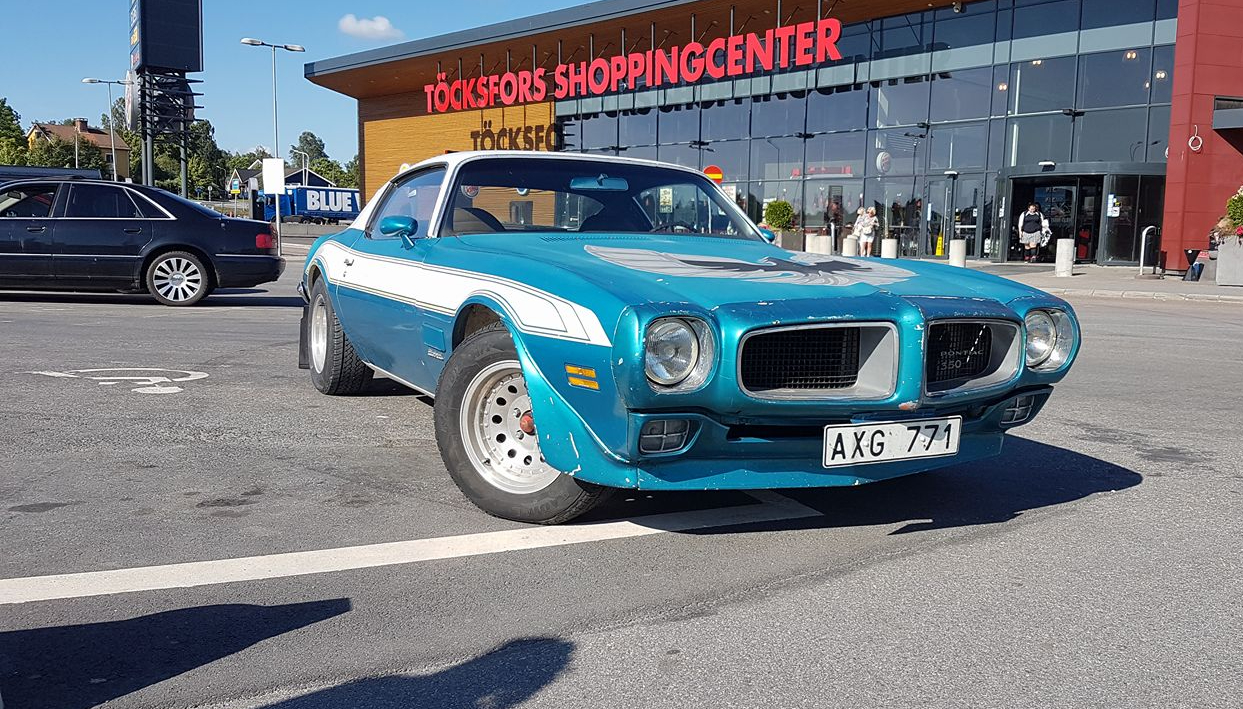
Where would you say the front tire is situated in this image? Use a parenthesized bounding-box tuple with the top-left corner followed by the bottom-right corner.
(307, 277, 372, 395)
(146, 251, 212, 306)
(434, 325, 609, 524)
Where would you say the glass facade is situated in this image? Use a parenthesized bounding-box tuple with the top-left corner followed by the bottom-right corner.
(557, 0, 1176, 262)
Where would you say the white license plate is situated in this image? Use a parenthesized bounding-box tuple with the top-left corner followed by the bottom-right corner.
(823, 416, 962, 468)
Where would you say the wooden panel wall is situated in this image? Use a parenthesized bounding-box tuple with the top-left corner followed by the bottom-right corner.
(359, 101, 557, 199)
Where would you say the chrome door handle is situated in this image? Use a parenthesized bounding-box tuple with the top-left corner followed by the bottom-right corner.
(343, 258, 355, 266)
(123, 228, 142, 234)
(26, 225, 45, 233)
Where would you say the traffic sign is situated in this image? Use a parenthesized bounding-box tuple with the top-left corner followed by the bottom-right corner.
(703, 164, 724, 184)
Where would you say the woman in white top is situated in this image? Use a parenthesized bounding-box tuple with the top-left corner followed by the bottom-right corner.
(858, 207, 879, 256)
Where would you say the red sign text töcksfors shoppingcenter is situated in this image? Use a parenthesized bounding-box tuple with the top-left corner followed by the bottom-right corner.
(423, 19, 844, 115)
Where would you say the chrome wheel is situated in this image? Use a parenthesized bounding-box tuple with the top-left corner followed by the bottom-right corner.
(152, 257, 204, 303)
(309, 294, 329, 373)
(459, 360, 559, 495)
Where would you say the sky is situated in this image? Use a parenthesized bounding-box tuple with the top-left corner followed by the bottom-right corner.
(1, 1, 583, 162)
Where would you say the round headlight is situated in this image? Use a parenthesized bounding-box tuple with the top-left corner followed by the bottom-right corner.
(1024, 310, 1057, 366)
(645, 318, 699, 386)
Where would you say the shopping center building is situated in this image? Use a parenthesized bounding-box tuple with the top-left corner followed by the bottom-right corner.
(306, 0, 1243, 266)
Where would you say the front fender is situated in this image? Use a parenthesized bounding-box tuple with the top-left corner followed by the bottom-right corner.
(452, 295, 635, 487)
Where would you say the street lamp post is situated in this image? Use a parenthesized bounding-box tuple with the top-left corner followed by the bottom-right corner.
(241, 38, 304, 239)
(81, 78, 131, 182)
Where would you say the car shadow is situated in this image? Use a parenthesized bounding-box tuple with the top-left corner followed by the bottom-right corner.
(251, 637, 573, 708)
(0, 291, 303, 308)
(588, 438, 1142, 535)
(0, 599, 350, 709)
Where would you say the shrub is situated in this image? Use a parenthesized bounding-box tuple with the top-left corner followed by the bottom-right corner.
(763, 200, 796, 231)
(1227, 190, 1243, 229)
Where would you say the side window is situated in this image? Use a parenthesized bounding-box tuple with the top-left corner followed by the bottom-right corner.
(0, 184, 58, 218)
(370, 168, 446, 239)
(65, 184, 142, 219)
(129, 191, 167, 219)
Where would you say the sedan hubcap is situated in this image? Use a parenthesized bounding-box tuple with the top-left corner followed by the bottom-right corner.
(153, 257, 203, 302)
(460, 360, 559, 495)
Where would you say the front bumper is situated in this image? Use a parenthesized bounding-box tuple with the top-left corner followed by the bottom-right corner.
(543, 387, 1052, 491)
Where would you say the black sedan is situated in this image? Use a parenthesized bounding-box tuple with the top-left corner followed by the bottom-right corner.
(0, 178, 284, 306)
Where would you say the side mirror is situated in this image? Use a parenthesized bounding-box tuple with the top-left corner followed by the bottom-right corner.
(758, 227, 777, 244)
(378, 215, 417, 245)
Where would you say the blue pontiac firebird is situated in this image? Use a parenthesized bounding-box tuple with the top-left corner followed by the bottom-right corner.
(298, 151, 1079, 524)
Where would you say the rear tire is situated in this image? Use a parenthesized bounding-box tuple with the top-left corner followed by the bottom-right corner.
(434, 324, 610, 524)
(146, 251, 212, 306)
(307, 277, 372, 395)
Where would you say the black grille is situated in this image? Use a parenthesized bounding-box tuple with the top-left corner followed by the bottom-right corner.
(926, 322, 993, 386)
(740, 327, 860, 393)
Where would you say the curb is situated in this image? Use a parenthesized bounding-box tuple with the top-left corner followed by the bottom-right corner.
(1032, 286, 1243, 303)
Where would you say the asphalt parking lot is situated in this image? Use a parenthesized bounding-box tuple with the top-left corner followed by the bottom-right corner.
(1, 260, 1241, 708)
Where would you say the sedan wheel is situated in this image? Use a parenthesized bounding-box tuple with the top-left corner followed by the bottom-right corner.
(146, 252, 211, 306)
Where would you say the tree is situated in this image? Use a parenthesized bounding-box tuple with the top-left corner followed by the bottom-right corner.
(108, 98, 142, 182)
(290, 131, 328, 164)
(342, 154, 360, 189)
(0, 98, 23, 143)
(26, 135, 106, 172)
(309, 157, 347, 187)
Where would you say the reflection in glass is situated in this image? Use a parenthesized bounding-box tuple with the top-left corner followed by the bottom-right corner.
(930, 67, 993, 122)
(1148, 105, 1170, 162)
(1010, 57, 1076, 115)
(750, 137, 805, 181)
(803, 179, 863, 241)
(1006, 114, 1073, 167)
(619, 109, 657, 147)
(1081, 0, 1156, 29)
(805, 132, 866, 178)
(1012, 0, 1079, 39)
(580, 113, 619, 150)
(1150, 45, 1174, 104)
(866, 177, 923, 257)
(876, 13, 925, 58)
(868, 129, 926, 176)
(929, 123, 988, 170)
(700, 100, 750, 141)
(751, 93, 807, 137)
(706, 139, 750, 184)
(1078, 48, 1152, 109)
(869, 77, 930, 128)
(657, 143, 701, 170)
(1073, 108, 1148, 162)
(658, 104, 700, 144)
(807, 84, 868, 133)
(932, 5, 995, 50)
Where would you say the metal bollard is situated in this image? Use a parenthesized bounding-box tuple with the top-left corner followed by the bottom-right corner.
(842, 236, 859, 257)
(1054, 238, 1075, 277)
(880, 238, 899, 259)
(949, 239, 968, 267)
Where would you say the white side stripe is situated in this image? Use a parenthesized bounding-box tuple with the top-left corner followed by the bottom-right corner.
(311, 241, 612, 346)
(0, 493, 820, 604)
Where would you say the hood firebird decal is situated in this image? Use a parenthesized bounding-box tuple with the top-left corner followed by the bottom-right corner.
(585, 245, 916, 287)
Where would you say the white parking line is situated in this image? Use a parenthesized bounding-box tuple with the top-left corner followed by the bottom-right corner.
(0, 492, 820, 605)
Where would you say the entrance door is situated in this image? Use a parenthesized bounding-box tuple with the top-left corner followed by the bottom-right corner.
(925, 175, 983, 259)
(1007, 176, 1104, 263)
(1100, 175, 1165, 265)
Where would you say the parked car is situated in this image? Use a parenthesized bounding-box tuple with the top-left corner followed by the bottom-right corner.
(299, 151, 1080, 524)
(0, 178, 284, 306)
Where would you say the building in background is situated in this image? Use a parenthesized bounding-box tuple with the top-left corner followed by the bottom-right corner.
(27, 119, 131, 181)
(305, 0, 1243, 268)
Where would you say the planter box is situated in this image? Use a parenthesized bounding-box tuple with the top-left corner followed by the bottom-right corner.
(1217, 239, 1243, 286)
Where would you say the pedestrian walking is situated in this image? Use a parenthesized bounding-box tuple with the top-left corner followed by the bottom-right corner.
(858, 206, 878, 256)
(1016, 203, 1050, 262)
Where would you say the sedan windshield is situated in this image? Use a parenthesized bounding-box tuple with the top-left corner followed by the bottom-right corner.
(443, 157, 760, 240)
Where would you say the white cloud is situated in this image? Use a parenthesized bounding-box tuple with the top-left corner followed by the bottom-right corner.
(338, 14, 405, 41)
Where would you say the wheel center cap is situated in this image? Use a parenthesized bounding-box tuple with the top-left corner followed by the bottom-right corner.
(170, 273, 185, 286)
(518, 411, 536, 435)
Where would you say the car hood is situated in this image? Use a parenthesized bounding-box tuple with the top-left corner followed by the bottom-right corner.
(454, 233, 1039, 310)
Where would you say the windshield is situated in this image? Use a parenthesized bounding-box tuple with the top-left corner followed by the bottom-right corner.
(443, 157, 760, 240)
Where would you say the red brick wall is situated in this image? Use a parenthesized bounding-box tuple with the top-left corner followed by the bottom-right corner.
(1163, 0, 1243, 266)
